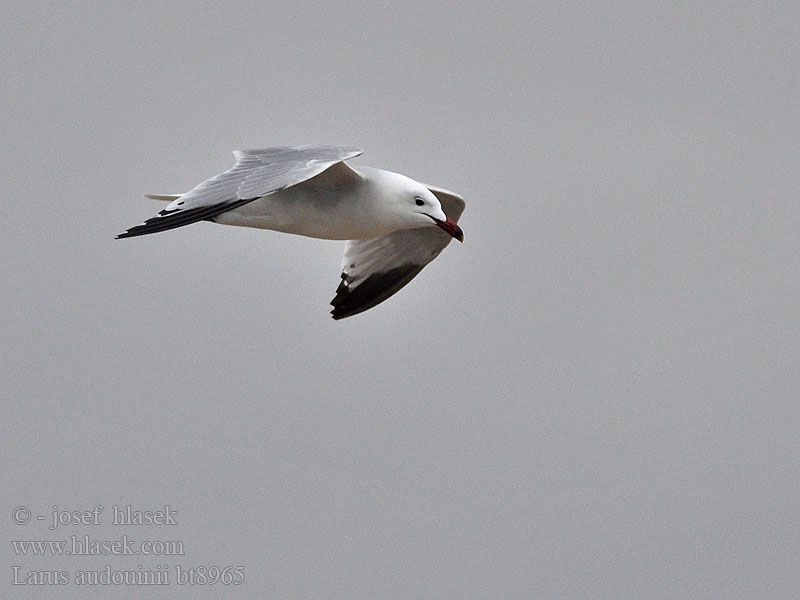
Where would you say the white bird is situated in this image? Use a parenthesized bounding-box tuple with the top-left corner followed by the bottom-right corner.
(118, 145, 465, 319)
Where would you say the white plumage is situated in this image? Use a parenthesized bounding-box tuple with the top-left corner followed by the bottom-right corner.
(118, 145, 464, 319)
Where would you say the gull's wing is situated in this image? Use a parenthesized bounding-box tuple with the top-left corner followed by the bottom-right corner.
(117, 145, 362, 239)
(330, 185, 465, 319)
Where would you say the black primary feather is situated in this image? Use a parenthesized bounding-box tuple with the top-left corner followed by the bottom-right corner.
(116, 198, 256, 239)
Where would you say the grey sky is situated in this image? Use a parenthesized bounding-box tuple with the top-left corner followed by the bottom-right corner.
(2, 2, 798, 598)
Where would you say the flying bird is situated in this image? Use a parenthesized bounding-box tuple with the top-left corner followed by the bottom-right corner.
(117, 145, 465, 319)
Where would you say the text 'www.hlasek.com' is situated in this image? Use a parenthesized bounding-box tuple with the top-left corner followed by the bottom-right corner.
(9, 504, 245, 587)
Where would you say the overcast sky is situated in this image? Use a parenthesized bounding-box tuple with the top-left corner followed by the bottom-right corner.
(2, 2, 798, 599)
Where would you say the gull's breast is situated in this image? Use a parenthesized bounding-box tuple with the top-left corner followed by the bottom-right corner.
(213, 186, 398, 240)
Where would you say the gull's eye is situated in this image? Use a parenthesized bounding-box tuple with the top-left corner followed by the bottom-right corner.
(415, 197, 424, 206)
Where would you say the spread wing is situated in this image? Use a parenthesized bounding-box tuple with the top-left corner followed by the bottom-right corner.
(330, 185, 465, 319)
(117, 145, 362, 239)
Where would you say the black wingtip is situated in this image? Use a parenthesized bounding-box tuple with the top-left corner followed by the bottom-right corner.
(115, 198, 256, 239)
(329, 264, 425, 320)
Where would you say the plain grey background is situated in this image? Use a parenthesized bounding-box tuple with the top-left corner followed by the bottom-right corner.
(2, 2, 798, 598)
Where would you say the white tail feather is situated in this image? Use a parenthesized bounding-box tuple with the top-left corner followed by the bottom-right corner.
(145, 194, 182, 202)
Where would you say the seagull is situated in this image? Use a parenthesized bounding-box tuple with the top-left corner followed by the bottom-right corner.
(117, 145, 465, 319)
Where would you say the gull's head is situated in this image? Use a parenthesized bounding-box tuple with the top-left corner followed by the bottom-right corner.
(379, 171, 464, 242)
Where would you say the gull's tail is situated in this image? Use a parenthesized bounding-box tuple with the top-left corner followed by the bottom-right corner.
(144, 194, 181, 202)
